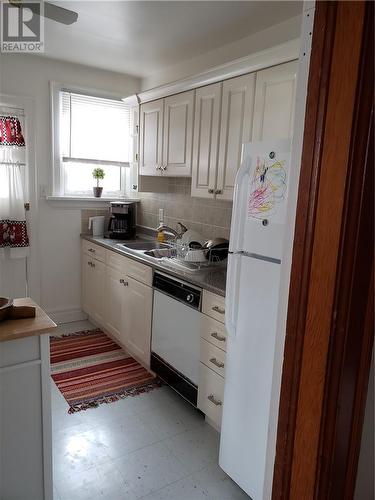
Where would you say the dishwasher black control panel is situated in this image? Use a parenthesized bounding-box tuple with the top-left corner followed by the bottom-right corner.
(153, 272, 202, 310)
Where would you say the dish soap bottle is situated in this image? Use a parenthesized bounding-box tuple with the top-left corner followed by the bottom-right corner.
(157, 208, 165, 242)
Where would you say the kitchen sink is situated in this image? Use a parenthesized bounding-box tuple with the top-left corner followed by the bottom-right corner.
(116, 240, 222, 273)
(117, 241, 173, 251)
(144, 248, 177, 259)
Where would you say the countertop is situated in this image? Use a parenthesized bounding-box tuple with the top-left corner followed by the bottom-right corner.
(81, 235, 227, 296)
(0, 298, 57, 342)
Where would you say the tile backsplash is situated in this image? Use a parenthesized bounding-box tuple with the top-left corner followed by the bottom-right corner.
(136, 178, 232, 240)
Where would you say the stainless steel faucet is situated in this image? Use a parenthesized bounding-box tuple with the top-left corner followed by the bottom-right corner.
(156, 221, 188, 240)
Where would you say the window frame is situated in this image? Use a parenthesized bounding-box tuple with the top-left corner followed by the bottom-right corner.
(50, 81, 130, 199)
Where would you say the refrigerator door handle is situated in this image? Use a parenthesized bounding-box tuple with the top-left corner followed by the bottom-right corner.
(225, 253, 241, 338)
(229, 151, 251, 253)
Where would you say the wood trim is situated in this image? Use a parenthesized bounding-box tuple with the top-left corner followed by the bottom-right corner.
(272, 3, 337, 497)
(316, 2, 374, 496)
(272, 2, 370, 498)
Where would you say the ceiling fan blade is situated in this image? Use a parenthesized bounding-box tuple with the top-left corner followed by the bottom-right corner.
(44, 2, 78, 25)
(9, 0, 78, 25)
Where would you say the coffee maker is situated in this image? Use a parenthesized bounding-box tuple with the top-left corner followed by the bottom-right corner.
(107, 202, 136, 239)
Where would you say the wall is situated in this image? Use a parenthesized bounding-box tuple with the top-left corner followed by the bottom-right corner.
(354, 351, 374, 500)
(137, 178, 232, 240)
(0, 54, 140, 321)
(142, 15, 301, 90)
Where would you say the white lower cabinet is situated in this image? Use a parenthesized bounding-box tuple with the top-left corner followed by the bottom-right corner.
(0, 334, 53, 500)
(198, 363, 225, 428)
(198, 290, 227, 430)
(103, 265, 125, 342)
(82, 244, 152, 368)
(122, 276, 152, 367)
(82, 252, 105, 326)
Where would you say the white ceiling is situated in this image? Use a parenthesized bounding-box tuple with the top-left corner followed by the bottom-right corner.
(43, 1, 302, 78)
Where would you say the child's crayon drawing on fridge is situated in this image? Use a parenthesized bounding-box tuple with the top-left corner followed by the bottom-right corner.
(247, 155, 287, 220)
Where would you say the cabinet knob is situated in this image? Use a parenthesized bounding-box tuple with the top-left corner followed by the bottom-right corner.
(211, 332, 226, 342)
(209, 357, 225, 369)
(215, 189, 223, 195)
(88, 248, 95, 253)
(207, 394, 222, 406)
(119, 279, 129, 286)
(208, 188, 214, 194)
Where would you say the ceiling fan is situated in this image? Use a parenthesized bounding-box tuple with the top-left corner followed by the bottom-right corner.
(9, 0, 78, 25)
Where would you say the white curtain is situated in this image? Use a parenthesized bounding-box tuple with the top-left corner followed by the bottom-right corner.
(0, 128, 29, 259)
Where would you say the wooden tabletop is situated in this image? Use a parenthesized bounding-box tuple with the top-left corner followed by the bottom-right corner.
(0, 298, 57, 342)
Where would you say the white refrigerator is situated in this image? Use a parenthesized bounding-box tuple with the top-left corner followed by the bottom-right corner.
(219, 139, 291, 499)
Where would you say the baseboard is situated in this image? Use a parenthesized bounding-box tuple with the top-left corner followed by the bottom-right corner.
(47, 308, 88, 324)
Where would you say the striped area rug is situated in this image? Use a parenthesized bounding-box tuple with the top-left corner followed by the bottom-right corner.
(50, 329, 162, 413)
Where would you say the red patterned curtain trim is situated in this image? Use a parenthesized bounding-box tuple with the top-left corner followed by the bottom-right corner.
(0, 116, 25, 146)
(0, 220, 29, 248)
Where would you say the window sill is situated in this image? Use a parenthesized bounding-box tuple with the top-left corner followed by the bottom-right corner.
(45, 195, 140, 208)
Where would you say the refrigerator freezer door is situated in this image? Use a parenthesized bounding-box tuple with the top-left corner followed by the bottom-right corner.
(229, 139, 291, 260)
(219, 254, 281, 499)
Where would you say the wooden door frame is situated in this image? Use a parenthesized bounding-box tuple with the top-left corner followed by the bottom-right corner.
(272, 2, 374, 499)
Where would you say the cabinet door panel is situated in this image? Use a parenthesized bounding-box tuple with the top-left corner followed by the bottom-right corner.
(139, 99, 163, 176)
(104, 266, 126, 341)
(252, 60, 298, 141)
(122, 276, 152, 367)
(217, 73, 255, 200)
(82, 253, 95, 316)
(163, 91, 194, 176)
(91, 259, 106, 325)
(191, 83, 222, 198)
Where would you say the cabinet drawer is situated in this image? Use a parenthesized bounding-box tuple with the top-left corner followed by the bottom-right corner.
(82, 240, 106, 262)
(198, 363, 224, 428)
(202, 290, 225, 323)
(106, 250, 128, 272)
(125, 257, 152, 286)
(201, 315, 227, 352)
(200, 339, 226, 378)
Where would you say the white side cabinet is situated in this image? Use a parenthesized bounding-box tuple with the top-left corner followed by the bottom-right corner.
(252, 60, 298, 141)
(0, 300, 56, 500)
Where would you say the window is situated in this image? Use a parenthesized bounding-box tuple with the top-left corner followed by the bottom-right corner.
(51, 84, 131, 198)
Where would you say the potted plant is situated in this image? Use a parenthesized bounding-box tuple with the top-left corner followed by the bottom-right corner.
(92, 167, 105, 197)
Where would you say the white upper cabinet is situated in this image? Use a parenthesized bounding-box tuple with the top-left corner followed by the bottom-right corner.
(252, 60, 298, 141)
(138, 60, 298, 195)
(139, 99, 163, 175)
(162, 91, 194, 176)
(191, 82, 222, 198)
(216, 73, 256, 200)
(139, 92, 194, 177)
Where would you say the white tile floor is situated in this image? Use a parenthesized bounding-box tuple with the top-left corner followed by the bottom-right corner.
(52, 321, 249, 500)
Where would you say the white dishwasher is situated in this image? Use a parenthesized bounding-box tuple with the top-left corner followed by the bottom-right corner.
(151, 271, 202, 406)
